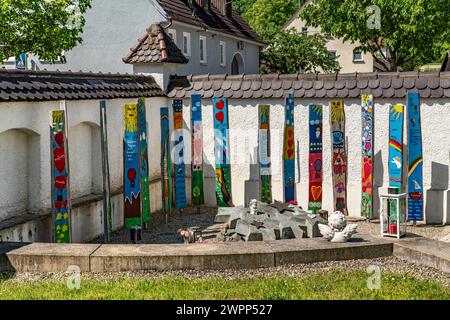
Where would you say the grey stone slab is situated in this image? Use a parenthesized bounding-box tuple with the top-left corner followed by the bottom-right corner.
(90, 243, 275, 272)
(268, 235, 393, 266)
(236, 220, 258, 238)
(393, 237, 450, 273)
(6, 243, 101, 272)
(214, 207, 247, 224)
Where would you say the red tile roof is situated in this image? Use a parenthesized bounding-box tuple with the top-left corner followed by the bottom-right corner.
(158, 0, 264, 45)
(123, 24, 188, 64)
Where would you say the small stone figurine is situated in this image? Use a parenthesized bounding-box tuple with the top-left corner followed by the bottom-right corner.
(318, 211, 358, 243)
(249, 199, 258, 215)
(178, 228, 195, 244)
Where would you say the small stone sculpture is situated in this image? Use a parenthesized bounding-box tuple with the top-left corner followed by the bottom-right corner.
(178, 228, 195, 244)
(249, 199, 258, 215)
(318, 211, 358, 243)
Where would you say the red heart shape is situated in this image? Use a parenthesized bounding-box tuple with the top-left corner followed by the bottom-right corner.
(287, 149, 294, 159)
(55, 132, 64, 146)
(63, 200, 68, 208)
(311, 185, 322, 200)
(55, 175, 67, 190)
(288, 140, 294, 148)
(215, 111, 224, 124)
(288, 130, 294, 138)
(53, 147, 66, 174)
(216, 100, 225, 110)
(55, 201, 63, 211)
(364, 160, 372, 179)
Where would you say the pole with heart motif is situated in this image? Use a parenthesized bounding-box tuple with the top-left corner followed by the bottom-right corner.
(50, 108, 71, 243)
(308, 104, 323, 211)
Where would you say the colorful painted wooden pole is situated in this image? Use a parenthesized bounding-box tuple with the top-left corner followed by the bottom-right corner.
(138, 98, 151, 223)
(213, 97, 233, 207)
(308, 104, 323, 211)
(123, 103, 141, 228)
(330, 101, 347, 214)
(407, 92, 424, 222)
(283, 94, 295, 203)
(259, 105, 272, 204)
(100, 101, 112, 242)
(50, 109, 71, 243)
(160, 107, 172, 222)
(388, 104, 404, 191)
(173, 99, 187, 209)
(361, 95, 374, 219)
(191, 94, 204, 206)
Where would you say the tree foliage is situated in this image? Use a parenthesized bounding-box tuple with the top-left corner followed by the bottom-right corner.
(0, 0, 92, 62)
(243, 0, 300, 35)
(232, 0, 254, 15)
(261, 29, 340, 74)
(300, 0, 450, 71)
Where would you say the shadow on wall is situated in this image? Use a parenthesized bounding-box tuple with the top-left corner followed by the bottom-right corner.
(0, 128, 41, 221)
(372, 150, 384, 219)
(245, 149, 259, 206)
(426, 161, 449, 224)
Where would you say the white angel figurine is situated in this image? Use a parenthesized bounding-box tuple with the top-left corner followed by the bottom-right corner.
(318, 211, 358, 243)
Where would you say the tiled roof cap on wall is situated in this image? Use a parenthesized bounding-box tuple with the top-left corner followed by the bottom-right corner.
(167, 71, 450, 99)
(123, 24, 188, 64)
(0, 69, 165, 102)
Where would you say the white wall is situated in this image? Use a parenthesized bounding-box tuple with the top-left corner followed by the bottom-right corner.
(35, 0, 166, 73)
(177, 97, 450, 224)
(1, 94, 449, 244)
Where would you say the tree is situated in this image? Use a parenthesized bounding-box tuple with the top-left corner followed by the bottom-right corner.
(232, 0, 254, 15)
(300, 0, 450, 71)
(261, 29, 340, 74)
(0, 0, 91, 62)
(243, 0, 300, 35)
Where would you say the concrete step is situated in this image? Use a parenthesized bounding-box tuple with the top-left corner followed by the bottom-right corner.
(393, 237, 450, 274)
(1, 234, 393, 273)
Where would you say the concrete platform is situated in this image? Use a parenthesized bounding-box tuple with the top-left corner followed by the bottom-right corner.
(1, 234, 393, 273)
(393, 237, 450, 274)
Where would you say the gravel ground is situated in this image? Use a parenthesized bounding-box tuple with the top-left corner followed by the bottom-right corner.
(2, 256, 449, 287)
(91, 207, 220, 244)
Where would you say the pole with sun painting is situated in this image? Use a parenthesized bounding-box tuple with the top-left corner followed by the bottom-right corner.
(330, 101, 347, 215)
(123, 103, 141, 229)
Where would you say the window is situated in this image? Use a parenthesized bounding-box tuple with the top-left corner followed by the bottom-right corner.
(301, 27, 308, 35)
(182, 32, 191, 57)
(199, 35, 207, 64)
(328, 50, 337, 60)
(219, 41, 226, 67)
(353, 49, 364, 62)
(167, 29, 177, 44)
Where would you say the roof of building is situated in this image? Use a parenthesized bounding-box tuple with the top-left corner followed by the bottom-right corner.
(158, 0, 264, 45)
(0, 69, 165, 102)
(442, 51, 450, 72)
(167, 71, 450, 99)
(123, 24, 188, 64)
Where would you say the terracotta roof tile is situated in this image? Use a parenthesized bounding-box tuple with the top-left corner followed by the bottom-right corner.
(123, 24, 188, 65)
(0, 69, 164, 102)
(167, 71, 450, 99)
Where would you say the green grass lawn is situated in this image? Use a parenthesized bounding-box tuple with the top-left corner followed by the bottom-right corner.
(0, 270, 448, 300)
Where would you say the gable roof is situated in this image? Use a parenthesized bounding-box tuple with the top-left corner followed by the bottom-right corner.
(167, 71, 450, 99)
(158, 0, 264, 45)
(123, 24, 188, 64)
(0, 69, 165, 102)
